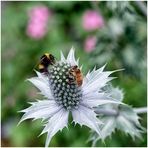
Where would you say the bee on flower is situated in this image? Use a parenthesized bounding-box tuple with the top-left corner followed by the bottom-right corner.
(19, 47, 121, 147)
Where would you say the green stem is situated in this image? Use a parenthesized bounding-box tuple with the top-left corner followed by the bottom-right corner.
(95, 107, 147, 116)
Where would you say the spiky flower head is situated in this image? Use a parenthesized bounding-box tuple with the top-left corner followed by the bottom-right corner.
(88, 86, 145, 146)
(19, 47, 121, 147)
(48, 62, 82, 110)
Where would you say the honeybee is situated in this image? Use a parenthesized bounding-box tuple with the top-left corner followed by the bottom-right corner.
(69, 65, 83, 86)
(38, 53, 56, 73)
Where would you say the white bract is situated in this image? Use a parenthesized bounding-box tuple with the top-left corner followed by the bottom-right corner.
(19, 47, 121, 147)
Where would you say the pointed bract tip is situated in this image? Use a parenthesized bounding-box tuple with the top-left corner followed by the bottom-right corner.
(17, 119, 23, 126)
(71, 46, 75, 51)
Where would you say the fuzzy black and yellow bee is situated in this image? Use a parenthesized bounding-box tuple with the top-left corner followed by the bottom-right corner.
(38, 53, 56, 74)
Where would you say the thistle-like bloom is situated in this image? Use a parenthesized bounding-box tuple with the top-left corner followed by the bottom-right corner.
(89, 86, 145, 146)
(19, 47, 121, 147)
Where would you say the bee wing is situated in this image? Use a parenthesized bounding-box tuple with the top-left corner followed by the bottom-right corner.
(32, 56, 46, 71)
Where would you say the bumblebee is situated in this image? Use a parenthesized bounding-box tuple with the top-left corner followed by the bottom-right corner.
(69, 65, 83, 86)
(38, 53, 56, 73)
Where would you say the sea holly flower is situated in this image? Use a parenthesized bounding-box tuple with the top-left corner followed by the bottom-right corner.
(89, 86, 145, 146)
(19, 47, 121, 147)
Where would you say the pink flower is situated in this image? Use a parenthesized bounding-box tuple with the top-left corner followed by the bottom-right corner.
(26, 6, 51, 39)
(82, 10, 104, 31)
(29, 6, 50, 22)
(84, 36, 97, 53)
(27, 23, 47, 39)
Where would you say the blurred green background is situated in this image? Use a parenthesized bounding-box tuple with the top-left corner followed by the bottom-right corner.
(1, 1, 147, 147)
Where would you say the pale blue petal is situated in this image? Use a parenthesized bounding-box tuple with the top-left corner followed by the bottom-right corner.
(81, 92, 122, 108)
(19, 100, 61, 124)
(35, 71, 49, 85)
(40, 108, 69, 147)
(101, 117, 116, 139)
(84, 64, 106, 83)
(82, 66, 122, 94)
(72, 105, 103, 139)
(66, 47, 77, 66)
(82, 72, 114, 95)
(108, 87, 124, 101)
(27, 77, 53, 99)
(60, 51, 66, 62)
